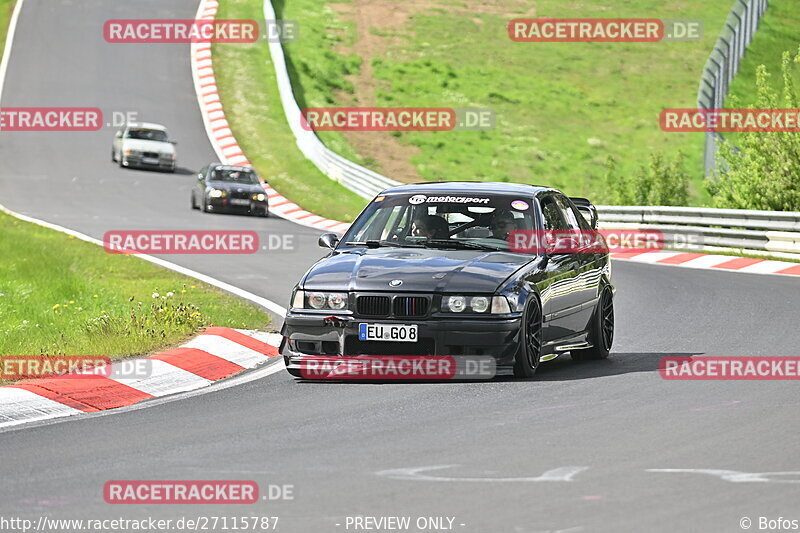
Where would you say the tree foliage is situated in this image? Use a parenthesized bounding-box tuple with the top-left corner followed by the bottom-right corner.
(708, 47, 800, 211)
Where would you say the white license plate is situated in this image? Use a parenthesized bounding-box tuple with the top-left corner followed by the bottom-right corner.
(141, 157, 159, 165)
(359, 323, 418, 342)
(230, 198, 250, 206)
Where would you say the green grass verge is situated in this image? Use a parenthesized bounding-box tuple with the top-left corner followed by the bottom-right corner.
(275, 0, 734, 205)
(0, 0, 14, 61)
(726, 0, 800, 105)
(212, 0, 367, 222)
(0, 211, 270, 367)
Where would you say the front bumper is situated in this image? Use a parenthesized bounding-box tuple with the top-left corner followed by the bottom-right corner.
(281, 313, 523, 371)
(205, 197, 268, 214)
(123, 155, 175, 170)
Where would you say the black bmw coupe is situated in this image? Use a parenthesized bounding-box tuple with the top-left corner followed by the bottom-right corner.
(281, 182, 614, 379)
(191, 164, 269, 217)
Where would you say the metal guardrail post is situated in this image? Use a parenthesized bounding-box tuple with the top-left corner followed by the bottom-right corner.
(700, 0, 770, 176)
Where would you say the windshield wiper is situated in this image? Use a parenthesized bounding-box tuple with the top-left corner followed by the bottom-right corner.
(344, 240, 422, 248)
(420, 239, 503, 251)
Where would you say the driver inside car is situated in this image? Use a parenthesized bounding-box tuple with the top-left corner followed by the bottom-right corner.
(489, 210, 517, 241)
(411, 215, 450, 240)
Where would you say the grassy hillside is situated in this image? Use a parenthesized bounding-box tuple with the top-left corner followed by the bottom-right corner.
(213, 0, 367, 222)
(726, 0, 800, 104)
(278, 0, 734, 205)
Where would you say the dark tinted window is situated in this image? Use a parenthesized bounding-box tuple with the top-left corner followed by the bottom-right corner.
(126, 128, 168, 142)
(555, 195, 582, 230)
(540, 195, 569, 231)
(210, 168, 259, 185)
(341, 193, 535, 251)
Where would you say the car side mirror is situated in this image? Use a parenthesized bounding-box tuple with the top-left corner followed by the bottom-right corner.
(115, 131, 122, 138)
(170, 140, 177, 145)
(318, 233, 339, 250)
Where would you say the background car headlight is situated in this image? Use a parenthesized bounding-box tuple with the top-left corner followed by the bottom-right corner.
(295, 290, 349, 311)
(252, 193, 266, 202)
(208, 189, 226, 198)
(123, 149, 139, 156)
(162, 153, 176, 160)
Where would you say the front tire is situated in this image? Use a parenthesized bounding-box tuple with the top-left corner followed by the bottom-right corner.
(514, 297, 543, 378)
(572, 287, 614, 361)
(191, 192, 199, 210)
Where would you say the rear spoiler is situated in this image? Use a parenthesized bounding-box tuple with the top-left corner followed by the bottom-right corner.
(569, 197, 598, 229)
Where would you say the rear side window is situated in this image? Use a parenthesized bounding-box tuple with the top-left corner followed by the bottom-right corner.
(540, 195, 569, 231)
(555, 195, 583, 230)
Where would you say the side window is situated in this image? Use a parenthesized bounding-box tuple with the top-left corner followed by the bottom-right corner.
(555, 195, 581, 230)
(539, 195, 569, 231)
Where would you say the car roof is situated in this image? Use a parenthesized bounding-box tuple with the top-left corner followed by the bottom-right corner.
(379, 181, 553, 196)
(126, 122, 168, 131)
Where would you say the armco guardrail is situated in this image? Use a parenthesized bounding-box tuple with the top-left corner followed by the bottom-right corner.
(598, 205, 800, 259)
(698, 0, 769, 175)
(263, 0, 400, 199)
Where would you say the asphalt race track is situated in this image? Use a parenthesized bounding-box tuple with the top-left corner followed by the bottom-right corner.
(1, 1, 799, 532)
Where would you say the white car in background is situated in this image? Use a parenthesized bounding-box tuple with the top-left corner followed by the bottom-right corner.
(112, 122, 177, 172)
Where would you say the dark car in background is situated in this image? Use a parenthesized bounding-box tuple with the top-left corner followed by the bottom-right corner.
(280, 182, 614, 379)
(191, 164, 269, 217)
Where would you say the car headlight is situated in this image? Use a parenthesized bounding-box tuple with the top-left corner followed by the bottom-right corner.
(471, 296, 490, 313)
(293, 290, 349, 311)
(208, 189, 227, 198)
(445, 296, 467, 313)
(441, 295, 510, 314)
(162, 153, 176, 160)
(123, 149, 139, 156)
(252, 193, 266, 202)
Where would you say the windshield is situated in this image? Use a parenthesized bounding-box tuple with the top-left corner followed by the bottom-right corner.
(210, 168, 259, 185)
(341, 192, 537, 252)
(125, 128, 169, 142)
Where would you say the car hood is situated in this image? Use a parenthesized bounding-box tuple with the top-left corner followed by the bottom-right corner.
(122, 139, 175, 154)
(302, 248, 532, 293)
(206, 180, 264, 192)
